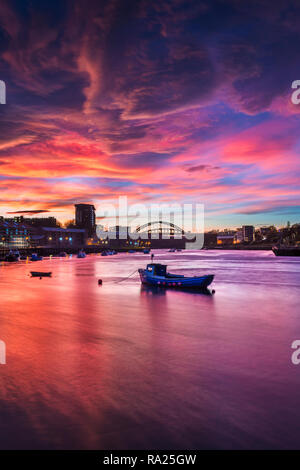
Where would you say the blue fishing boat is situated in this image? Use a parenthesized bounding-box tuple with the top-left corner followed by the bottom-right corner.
(77, 250, 86, 258)
(138, 263, 214, 289)
(31, 253, 43, 261)
(143, 248, 150, 254)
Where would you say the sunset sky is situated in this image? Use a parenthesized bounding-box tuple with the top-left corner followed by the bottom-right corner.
(0, 0, 299, 229)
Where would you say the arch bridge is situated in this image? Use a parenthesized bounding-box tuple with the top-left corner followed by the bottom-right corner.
(135, 221, 184, 236)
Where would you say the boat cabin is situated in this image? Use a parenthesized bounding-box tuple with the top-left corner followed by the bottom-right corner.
(146, 264, 167, 276)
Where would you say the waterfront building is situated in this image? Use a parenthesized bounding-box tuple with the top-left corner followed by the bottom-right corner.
(0, 219, 85, 251)
(217, 234, 237, 245)
(34, 227, 86, 248)
(216, 229, 239, 245)
(242, 225, 255, 242)
(75, 204, 96, 237)
(203, 231, 218, 247)
(0, 220, 30, 249)
(235, 228, 243, 243)
(259, 226, 277, 239)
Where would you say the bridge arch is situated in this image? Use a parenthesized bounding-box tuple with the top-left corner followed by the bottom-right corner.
(135, 220, 184, 235)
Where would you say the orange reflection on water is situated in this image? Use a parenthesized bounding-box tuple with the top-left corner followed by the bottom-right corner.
(0, 251, 300, 449)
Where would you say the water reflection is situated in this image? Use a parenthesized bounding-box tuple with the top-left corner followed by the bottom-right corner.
(140, 285, 213, 296)
(0, 250, 300, 449)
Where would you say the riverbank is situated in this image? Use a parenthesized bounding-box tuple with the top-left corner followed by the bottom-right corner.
(204, 244, 274, 251)
(0, 244, 274, 259)
(0, 245, 147, 260)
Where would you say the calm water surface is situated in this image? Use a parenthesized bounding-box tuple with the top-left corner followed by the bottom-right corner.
(0, 250, 300, 449)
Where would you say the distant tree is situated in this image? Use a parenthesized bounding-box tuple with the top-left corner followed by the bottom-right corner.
(265, 226, 279, 243)
(255, 230, 263, 242)
(64, 219, 76, 229)
(279, 223, 300, 245)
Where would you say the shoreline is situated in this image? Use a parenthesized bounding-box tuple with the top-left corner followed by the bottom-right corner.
(0, 245, 274, 262)
(203, 245, 273, 251)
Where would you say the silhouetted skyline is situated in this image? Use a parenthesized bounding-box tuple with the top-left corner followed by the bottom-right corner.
(0, 0, 300, 229)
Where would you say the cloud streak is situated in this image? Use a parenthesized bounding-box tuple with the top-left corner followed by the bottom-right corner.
(0, 0, 299, 226)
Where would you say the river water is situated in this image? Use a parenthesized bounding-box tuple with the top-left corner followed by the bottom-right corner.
(0, 249, 300, 449)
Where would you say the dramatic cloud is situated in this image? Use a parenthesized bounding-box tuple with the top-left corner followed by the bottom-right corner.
(0, 0, 299, 226)
(6, 209, 51, 214)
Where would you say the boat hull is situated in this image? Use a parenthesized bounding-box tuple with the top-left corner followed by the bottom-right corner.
(30, 272, 52, 277)
(272, 247, 300, 256)
(138, 269, 214, 289)
(5, 255, 19, 262)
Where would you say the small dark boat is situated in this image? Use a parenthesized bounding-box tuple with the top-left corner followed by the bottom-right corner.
(77, 250, 86, 258)
(138, 263, 214, 289)
(272, 246, 300, 256)
(30, 271, 52, 278)
(5, 250, 20, 262)
(143, 248, 150, 254)
(58, 252, 67, 257)
(31, 253, 43, 261)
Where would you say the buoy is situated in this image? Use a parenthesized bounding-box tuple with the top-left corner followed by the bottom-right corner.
(98, 279, 102, 285)
(212, 289, 215, 294)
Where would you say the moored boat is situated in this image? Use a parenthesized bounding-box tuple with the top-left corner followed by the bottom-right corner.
(143, 248, 150, 254)
(5, 250, 20, 262)
(77, 250, 87, 258)
(138, 263, 214, 289)
(272, 246, 300, 256)
(31, 253, 43, 261)
(30, 271, 52, 278)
